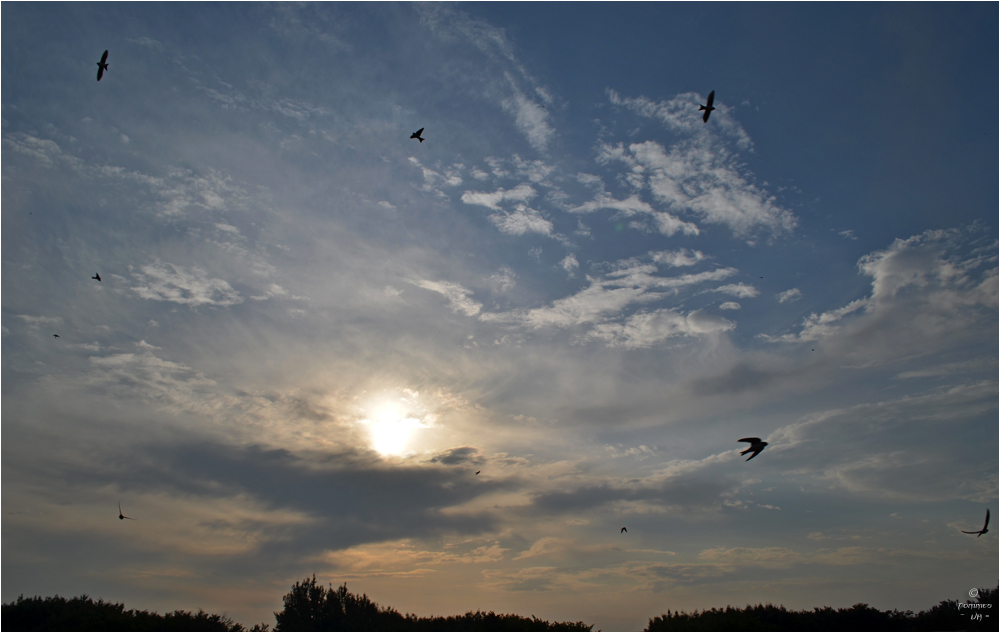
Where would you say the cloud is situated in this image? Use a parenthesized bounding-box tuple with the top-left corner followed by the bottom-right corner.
(130, 262, 243, 307)
(587, 308, 735, 348)
(608, 89, 752, 148)
(708, 283, 759, 298)
(460, 184, 536, 210)
(776, 288, 803, 303)
(428, 446, 484, 466)
(488, 204, 553, 237)
(766, 227, 998, 353)
(489, 266, 517, 294)
(16, 314, 64, 328)
(650, 249, 707, 267)
(719, 301, 741, 310)
(481, 263, 737, 332)
(560, 254, 579, 275)
(413, 280, 482, 316)
(766, 380, 997, 503)
(570, 193, 699, 237)
(409, 158, 465, 197)
(627, 140, 797, 238)
(502, 88, 554, 152)
(417, 5, 554, 151)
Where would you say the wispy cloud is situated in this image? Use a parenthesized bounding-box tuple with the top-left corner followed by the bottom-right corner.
(130, 262, 243, 307)
(413, 280, 482, 316)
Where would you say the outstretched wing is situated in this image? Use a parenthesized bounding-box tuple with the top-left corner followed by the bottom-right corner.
(413, 128, 424, 136)
(984, 509, 990, 530)
(100, 50, 108, 64)
(702, 109, 711, 123)
(706, 90, 714, 107)
(738, 437, 761, 444)
(97, 66, 104, 81)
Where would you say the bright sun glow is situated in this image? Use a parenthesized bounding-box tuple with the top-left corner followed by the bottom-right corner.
(364, 402, 424, 456)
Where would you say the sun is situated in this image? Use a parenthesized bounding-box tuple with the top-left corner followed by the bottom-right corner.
(363, 401, 424, 456)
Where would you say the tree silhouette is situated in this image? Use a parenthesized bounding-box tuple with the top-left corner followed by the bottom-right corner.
(273, 576, 404, 631)
(1, 594, 244, 631)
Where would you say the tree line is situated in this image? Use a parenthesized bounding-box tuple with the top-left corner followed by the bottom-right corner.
(2, 578, 994, 631)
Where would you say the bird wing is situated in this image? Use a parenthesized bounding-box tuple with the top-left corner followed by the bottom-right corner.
(97, 67, 104, 81)
(414, 128, 424, 136)
(738, 437, 761, 444)
(702, 109, 711, 123)
(101, 50, 108, 64)
(984, 509, 990, 530)
(706, 91, 714, 107)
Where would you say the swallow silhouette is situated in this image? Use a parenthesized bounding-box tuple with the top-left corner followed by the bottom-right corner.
(53, 334, 60, 338)
(96, 50, 109, 81)
(410, 128, 425, 143)
(962, 509, 989, 537)
(92, 273, 101, 282)
(738, 437, 768, 461)
(621, 527, 627, 533)
(699, 90, 716, 123)
(119, 503, 136, 521)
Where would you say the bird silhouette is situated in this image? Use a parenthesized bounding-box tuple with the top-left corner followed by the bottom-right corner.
(410, 128, 425, 143)
(118, 503, 136, 521)
(699, 90, 716, 123)
(52, 334, 60, 338)
(738, 437, 768, 461)
(92, 273, 101, 282)
(96, 50, 109, 81)
(621, 527, 627, 533)
(962, 509, 989, 537)
(475, 470, 481, 475)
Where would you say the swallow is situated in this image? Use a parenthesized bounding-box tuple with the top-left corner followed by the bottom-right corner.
(962, 509, 989, 537)
(699, 90, 715, 123)
(738, 437, 768, 461)
(621, 527, 627, 533)
(118, 503, 136, 521)
(96, 50, 109, 81)
(410, 128, 425, 143)
(53, 334, 60, 338)
(92, 273, 102, 282)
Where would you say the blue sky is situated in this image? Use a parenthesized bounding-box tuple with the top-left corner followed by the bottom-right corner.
(2, 3, 997, 630)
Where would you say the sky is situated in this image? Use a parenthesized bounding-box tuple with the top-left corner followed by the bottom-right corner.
(2, 3, 997, 630)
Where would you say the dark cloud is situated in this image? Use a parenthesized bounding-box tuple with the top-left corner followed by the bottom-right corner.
(428, 446, 484, 465)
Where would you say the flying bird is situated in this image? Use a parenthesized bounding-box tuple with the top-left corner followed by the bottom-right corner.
(621, 527, 627, 533)
(962, 509, 989, 537)
(410, 128, 425, 143)
(96, 50, 109, 81)
(699, 90, 716, 123)
(475, 471, 481, 475)
(52, 334, 60, 338)
(92, 273, 101, 282)
(738, 437, 768, 461)
(118, 503, 136, 521)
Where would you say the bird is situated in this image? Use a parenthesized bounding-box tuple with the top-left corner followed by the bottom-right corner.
(738, 437, 768, 461)
(410, 128, 425, 143)
(699, 90, 715, 123)
(52, 334, 60, 338)
(118, 503, 136, 521)
(475, 471, 481, 475)
(92, 273, 101, 282)
(96, 50, 109, 81)
(962, 509, 989, 537)
(621, 527, 627, 533)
